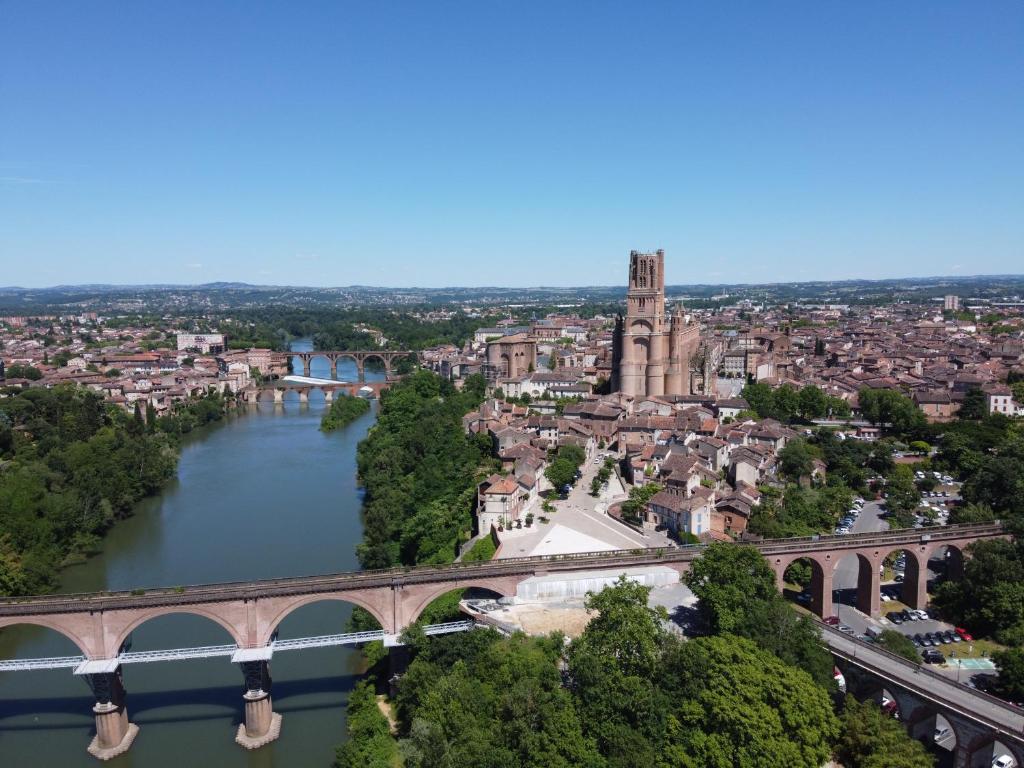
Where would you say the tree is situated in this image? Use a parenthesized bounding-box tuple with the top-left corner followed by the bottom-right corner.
(837, 697, 934, 768)
(778, 438, 814, 482)
(658, 635, 839, 768)
(684, 543, 777, 633)
(798, 385, 828, 420)
(931, 538, 1024, 643)
(557, 443, 586, 468)
(334, 680, 399, 768)
(958, 387, 987, 420)
(570, 576, 668, 679)
(619, 482, 661, 524)
(885, 465, 920, 527)
(876, 630, 920, 662)
(544, 457, 578, 491)
(993, 647, 1024, 701)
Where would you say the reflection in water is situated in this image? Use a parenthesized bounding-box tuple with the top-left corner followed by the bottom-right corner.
(0, 341, 380, 767)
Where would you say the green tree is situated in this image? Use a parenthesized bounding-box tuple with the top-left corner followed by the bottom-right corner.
(658, 635, 839, 768)
(885, 465, 920, 527)
(876, 629, 920, 662)
(958, 387, 987, 420)
(334, 680, 399, 768)
(571, 576, 668, 679)
(837, 697, 934, 768)
(993, 647, 1024, 701)
(684, 543, 777, 633)
(798, 385, 828, 420)
(931, 538, 1024, 643)
(778, 438, 814, 481)
(545, 457, 578, 492)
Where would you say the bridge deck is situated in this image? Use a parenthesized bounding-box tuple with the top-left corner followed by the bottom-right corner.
(0, 522, 1004, 617)
(823, 625, 1023, 740)
(0, 621, 476, 673)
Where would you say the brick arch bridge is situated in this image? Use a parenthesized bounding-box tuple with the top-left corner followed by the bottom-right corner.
(290, 350, 415, 380)
(0, 522, 1006, 758)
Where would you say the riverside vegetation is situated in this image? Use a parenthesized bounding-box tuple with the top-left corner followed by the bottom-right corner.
(336, 554, 933, 768)
(0, 386, 230, 596)
(320, 394, 371, 432)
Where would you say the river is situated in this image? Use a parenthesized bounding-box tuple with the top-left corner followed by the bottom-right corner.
(0, 341, 382, 767)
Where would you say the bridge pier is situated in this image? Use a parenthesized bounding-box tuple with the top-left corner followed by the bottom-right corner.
(85, 666, 139, 761)
(298, 389, 309, 404)
(329, 359, 338, 380)
(811, 561, 832, 619)
(856, 554, 881, 617)
(273, 389, 284, 404)
(324, 388, 334, 403)
(302, 359, 311, 377)
(356, 362, 365, 381)
(235, 658, 281, 749)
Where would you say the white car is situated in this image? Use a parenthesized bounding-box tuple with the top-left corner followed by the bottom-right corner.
(933, 725, 951, 742)
(914, 610, 930, 621)
(992, 756, 1016, 768)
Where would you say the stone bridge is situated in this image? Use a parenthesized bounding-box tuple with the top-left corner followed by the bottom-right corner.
(0, 522, 1005, 759)
(828, 626, 1024, 767)
(290, 350, 415, 380)
(239, 380, 388, 404)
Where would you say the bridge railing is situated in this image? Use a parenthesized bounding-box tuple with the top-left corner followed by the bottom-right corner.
(820, 623, 1022, 721)
(0, 522, 1006, 614)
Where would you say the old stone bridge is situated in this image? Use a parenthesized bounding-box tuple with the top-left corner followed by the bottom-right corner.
(0, 522, 1006, 759)
(290, 349, 415, 380)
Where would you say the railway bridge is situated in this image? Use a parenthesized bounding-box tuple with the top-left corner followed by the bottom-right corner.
(0, 522, 1006, 759)
(290, 350, 415, 380)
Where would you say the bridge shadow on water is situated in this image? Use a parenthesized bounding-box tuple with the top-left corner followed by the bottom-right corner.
(0, 672, 362, 732)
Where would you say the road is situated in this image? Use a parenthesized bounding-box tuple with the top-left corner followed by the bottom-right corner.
(496, 453, 671, 558)
(825, 490, 992, 683)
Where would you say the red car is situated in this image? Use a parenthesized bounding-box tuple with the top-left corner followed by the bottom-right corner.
(824, 616, 840, 626)
(955, 627, 974, 642)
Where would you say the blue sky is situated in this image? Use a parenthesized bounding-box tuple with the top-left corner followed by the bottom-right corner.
(2, 2, 1021, 288)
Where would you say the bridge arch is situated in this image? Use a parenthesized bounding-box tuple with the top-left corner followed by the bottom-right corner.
(770, 553, 832, 617)
(960, 734, 1023, 768)
(0, 616, 94, 658)
(400, 577, 522, 628)
(926, 542, 965, 581)
(879, 545, 926, 609)
(257, 594, 392, 645)
(109, 606, 246, 656)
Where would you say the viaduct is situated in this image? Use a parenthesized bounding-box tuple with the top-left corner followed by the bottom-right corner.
(0, 522, 1008, 760)
(289, 350, 415, 380)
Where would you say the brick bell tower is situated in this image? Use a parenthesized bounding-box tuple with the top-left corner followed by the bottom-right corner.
(617, 249, 667, 397)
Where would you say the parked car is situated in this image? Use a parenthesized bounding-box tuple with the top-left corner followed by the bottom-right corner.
(824, 616, 840, 626)
(888, 612, 904, 625)
(839, 625, 856, 635)
(956, 627, 974, 642)
(934, 725, 951, 742)
(911, 634, 923, 646)
(991, 755, 1015, 768)
(923, 649, 946, 664)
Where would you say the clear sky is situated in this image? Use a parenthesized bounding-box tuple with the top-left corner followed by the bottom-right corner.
(1, 2, 1022, 288)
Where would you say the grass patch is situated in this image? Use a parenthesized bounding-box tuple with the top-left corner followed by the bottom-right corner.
(462, 536, 496, 562)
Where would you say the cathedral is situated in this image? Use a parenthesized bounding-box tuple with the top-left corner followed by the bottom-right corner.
(611, 249, 701, 397)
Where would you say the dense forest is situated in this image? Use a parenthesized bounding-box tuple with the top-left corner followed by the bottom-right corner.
(337, 550, 933, 768)
(0, 386, 231, 595)
(355, 370, 492, 569)
(321, 394, 371, 432)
